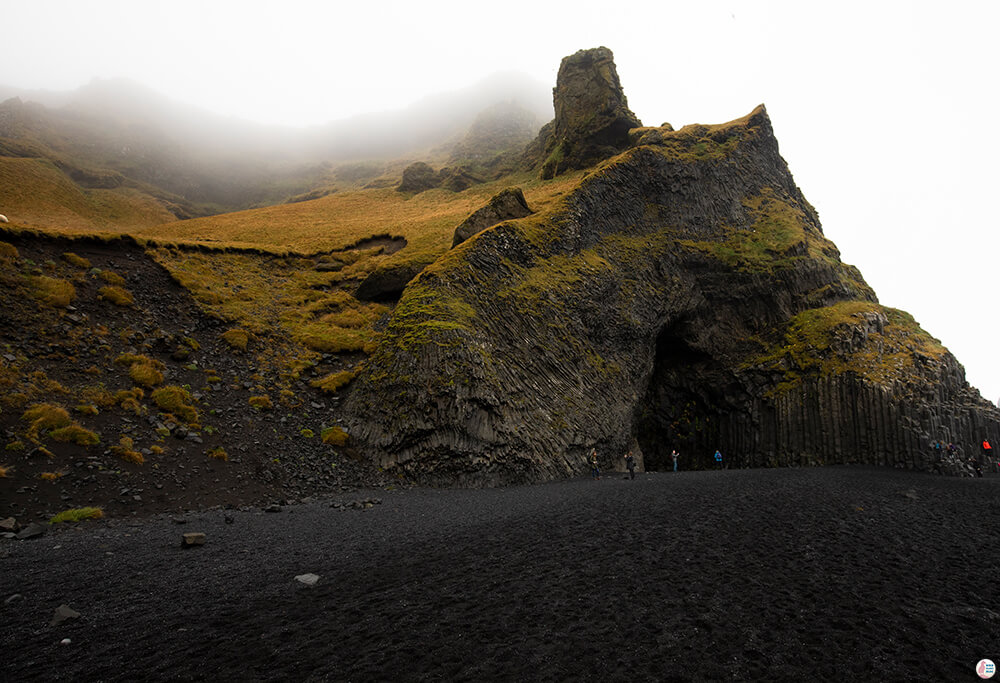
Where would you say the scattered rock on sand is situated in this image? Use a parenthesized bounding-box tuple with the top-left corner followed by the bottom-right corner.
(181, 532, 206, 547)
(0, 517, 17, 532)
(51, 604, 80, 627)
(16, 523, 46, 540)
(294, 573, 320, 587)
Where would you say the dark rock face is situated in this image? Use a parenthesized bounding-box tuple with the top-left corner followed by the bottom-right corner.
(452, 188, 533, 248)
(355, 263, 425, 303)
(347, 103, 1000, 485)
(527, 47, 642, 179)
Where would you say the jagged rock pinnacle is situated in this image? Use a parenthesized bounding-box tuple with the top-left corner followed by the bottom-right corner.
(526, 46, 642, 179)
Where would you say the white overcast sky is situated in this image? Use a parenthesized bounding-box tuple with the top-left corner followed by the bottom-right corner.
(3, 0, 999, 406)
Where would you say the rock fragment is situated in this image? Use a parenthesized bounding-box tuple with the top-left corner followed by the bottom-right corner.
(181, 532, 206, 547)
(294, 573, 320, 587)
(51, 604, 80, 627)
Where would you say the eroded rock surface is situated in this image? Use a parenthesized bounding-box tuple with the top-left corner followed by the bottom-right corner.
(526, 46, 642, 179)
(347, 104, 1000, 484)
(452, 188, 533, 248)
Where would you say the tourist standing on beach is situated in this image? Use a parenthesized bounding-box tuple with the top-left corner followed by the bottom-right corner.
(983, 439, 993, 462)
(671, 449, 679, 472)
(589, 449, 601, 480)
(624, 451, 636, 479)
(714, 450, 723, 469)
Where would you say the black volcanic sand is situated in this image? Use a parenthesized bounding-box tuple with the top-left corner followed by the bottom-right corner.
(3, 466, 1000, 682)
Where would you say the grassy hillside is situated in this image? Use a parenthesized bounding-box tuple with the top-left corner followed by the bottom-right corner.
(0, 157, 176, 231)
(137, 170, 586, 265)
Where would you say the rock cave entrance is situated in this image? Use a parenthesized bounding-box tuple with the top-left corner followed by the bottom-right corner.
(636, 320, 740, 471)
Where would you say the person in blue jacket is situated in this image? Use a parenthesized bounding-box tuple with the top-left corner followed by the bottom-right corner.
(714, 450, 723, 469)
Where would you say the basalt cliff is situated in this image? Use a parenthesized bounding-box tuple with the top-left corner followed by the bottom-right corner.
(345, 47, 1000, 483)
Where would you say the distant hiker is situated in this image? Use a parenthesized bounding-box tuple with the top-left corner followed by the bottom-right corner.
(983, 439, 993, 460)
(624, 451, 636, 480)
(671, 449, 679, 472)
(971, 459, 984, 478)
(589, 449, 600, 480)
(714, 450, 723, 469)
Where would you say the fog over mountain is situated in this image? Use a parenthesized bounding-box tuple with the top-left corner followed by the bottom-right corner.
(0, 72, 551, 211)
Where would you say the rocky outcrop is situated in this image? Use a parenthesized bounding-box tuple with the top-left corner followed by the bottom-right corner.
(452, 188, 533, 248)
(525, 47, 642, 179)
(346, 100, 1000, 485)
(396, 162, 484, 194)
(355, 263, 425, 302)
(396, 162, 440, 193)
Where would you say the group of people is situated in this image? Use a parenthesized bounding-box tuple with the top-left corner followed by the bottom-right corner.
(930, 438, 996, 477)
(587, 447, 724, 479)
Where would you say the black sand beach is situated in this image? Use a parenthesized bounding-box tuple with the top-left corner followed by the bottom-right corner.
(3, 466, 999, 682)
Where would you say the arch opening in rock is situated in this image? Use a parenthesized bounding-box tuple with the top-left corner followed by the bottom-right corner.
(636, 321, 744, 471)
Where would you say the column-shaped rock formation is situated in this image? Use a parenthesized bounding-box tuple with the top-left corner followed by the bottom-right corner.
(346, 56, 1000, 485)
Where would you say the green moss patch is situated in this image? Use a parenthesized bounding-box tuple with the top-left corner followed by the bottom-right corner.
(50, 507, 103, 524)
(750, 301, 949, 394)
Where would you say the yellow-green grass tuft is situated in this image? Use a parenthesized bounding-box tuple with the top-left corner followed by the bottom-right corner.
(80, 386, 116, 408)
(110, 436, 144, 464)
(248, 395, 273, 410)
(50, 507, 103, 524)
(62, 252, 91, 269)
(221, 328, 252, 351)
(151, 386, 198, 423)
(50, 424, 100, 447)
(98, 270, 126, 286)
(40, 471, 65, 481)
(0, 240, 18, 259)
(206, 447, 228, 461)
(22, 403, 72, 438)
(311, 370, 355, 394)
(99, 285, 135, 306)
(0, 464, 12, 477)
(27, 276, 76, 307)
(321, 425, 350, 447)
(129, 361, 164, 388)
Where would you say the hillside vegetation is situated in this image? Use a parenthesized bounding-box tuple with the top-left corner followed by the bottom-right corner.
(0, 157, 177, 231)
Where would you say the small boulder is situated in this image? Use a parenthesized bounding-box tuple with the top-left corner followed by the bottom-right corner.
(181, 532, 206, 547)
(295, 573, 320, 587)
(51, 604, 80, 627)
(0, 517, 17, 532)
(16, 523, 46, 540)
(452, 187, 533, 247)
